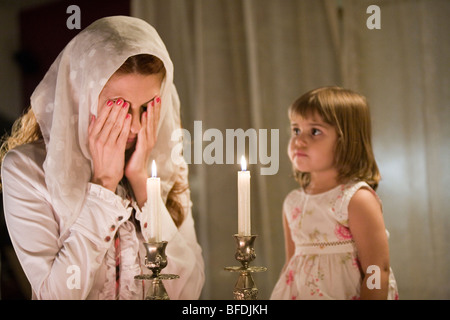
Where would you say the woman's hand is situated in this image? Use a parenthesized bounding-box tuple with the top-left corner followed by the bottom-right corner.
(88, 99, 131, 192)
(125, 96, 161, 208)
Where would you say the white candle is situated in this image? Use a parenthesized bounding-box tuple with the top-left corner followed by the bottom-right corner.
(147, 160, 161, 242)
(238, 156, 251, 236)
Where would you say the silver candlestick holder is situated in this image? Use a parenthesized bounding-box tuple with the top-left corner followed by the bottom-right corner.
(134, 241, 179, 300)
(224, 234, 267, 300)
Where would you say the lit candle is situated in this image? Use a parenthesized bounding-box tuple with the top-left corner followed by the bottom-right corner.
(147, 160, 161, 242)
(238, 156, 251, 236)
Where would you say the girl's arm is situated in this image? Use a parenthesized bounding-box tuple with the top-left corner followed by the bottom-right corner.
(281, 210, 295, 273)
(348, 188, 390, 300)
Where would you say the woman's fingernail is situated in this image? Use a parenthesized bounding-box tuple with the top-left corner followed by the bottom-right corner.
(123, 102, 129, 108)
(156, 97, 161, 104)
(107, 100, 113, 106)
(151, 100, 155, 107)
(126, 114, 131, 119)
(117, 99, 123, 106)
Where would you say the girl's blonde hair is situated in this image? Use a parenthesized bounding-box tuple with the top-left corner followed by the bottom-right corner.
(289, 86, 380, 190)
(0, 54, 186, 227)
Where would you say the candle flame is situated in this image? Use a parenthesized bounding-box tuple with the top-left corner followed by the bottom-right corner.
(241, 156, 247, 171)
(151, 160, 157, 177)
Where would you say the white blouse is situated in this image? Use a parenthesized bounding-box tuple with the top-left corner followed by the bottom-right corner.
(1, 140, 205, 300)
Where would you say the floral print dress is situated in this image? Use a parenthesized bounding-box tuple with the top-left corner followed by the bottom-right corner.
(270, 181, 399, 300)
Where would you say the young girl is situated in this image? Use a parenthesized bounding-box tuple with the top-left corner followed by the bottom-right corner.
(0, 16, 204, 299)
(270, 86, 398, 300)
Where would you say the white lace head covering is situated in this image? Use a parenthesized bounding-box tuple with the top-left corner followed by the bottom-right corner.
(31, 16, 182, 236)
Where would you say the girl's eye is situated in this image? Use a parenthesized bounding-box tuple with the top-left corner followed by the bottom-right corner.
(292, 128, 300, 136)
(312, 128, 322, 136)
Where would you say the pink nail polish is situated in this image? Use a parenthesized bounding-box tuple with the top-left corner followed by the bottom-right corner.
(156, 97, 161, 104)
(117, 99, 123, 106)
(126, 114, 131, 119)
(123, 102, 129, 108)
(107, 100, 113, 106)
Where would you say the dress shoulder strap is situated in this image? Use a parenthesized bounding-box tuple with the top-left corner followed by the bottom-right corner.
(333, 181, 380, 226)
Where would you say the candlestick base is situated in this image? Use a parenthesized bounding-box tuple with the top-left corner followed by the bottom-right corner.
(134, 241, 179, 300)
(224, 234, 267, 300)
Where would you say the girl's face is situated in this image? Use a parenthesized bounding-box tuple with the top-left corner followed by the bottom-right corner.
(288, 112, 338, 176)
(98, 72, 162, 149)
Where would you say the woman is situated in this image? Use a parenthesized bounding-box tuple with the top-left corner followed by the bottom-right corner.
(0, 16, 204, 300)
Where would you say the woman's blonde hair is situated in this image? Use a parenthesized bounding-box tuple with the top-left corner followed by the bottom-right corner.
(0, 107, 42, 192)
(289, 86, 380, 190)
(0, 54, 186, 226)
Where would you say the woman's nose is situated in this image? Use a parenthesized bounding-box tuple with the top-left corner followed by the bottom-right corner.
(130, 112, 141, 134)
